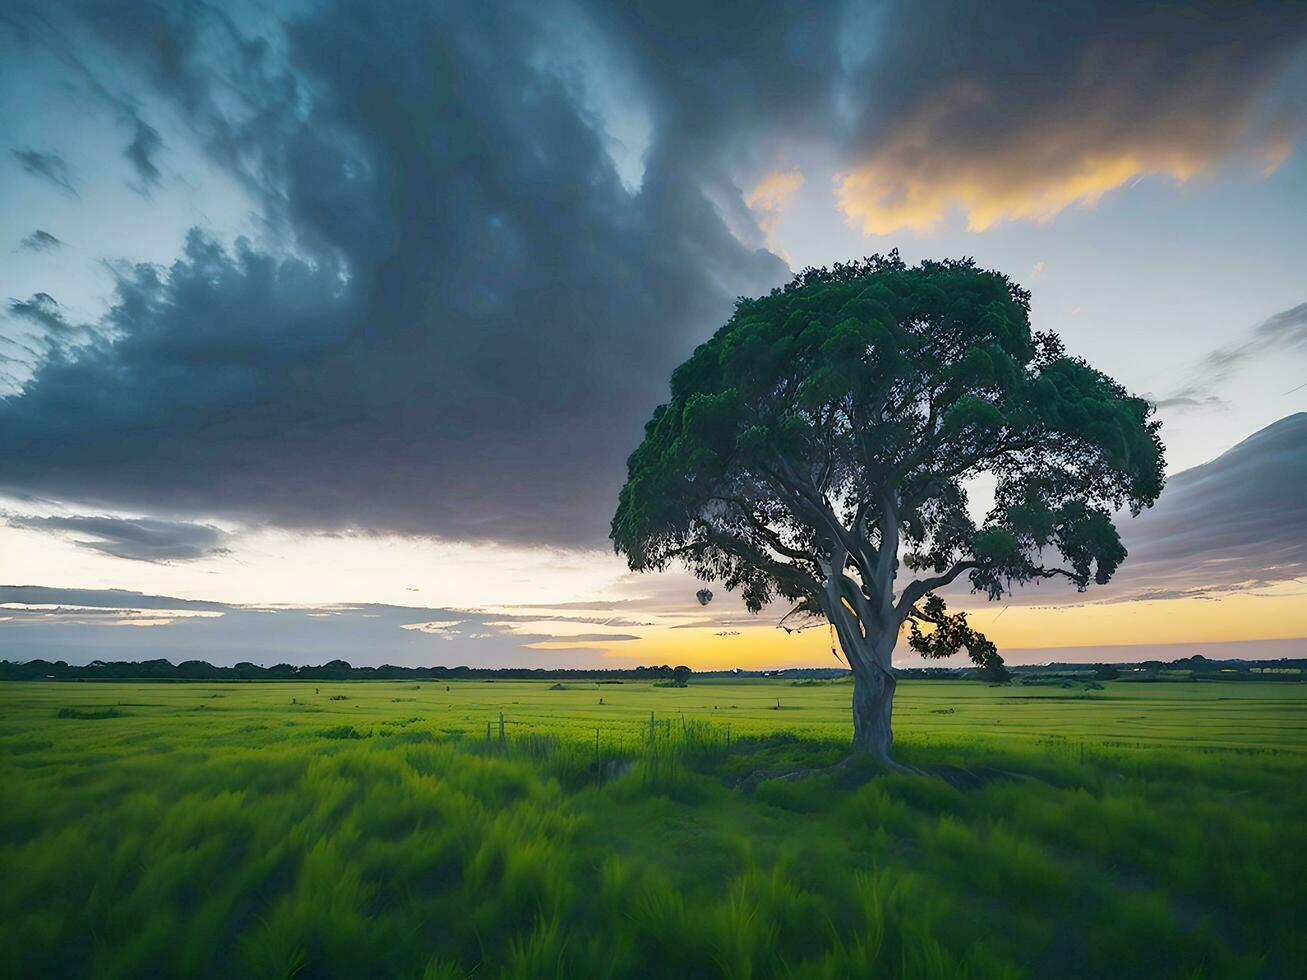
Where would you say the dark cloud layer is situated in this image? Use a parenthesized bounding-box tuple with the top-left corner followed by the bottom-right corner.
(4, 514, 231, 562)
(0, 0, 788, 545)
(1, 1, 1304, 546)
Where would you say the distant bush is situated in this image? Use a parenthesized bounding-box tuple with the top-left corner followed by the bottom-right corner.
(327, 695, 350, 701)
(653, 679, 688, 688)
(56, 707, 122, 719)
(317, 725, 366, 740)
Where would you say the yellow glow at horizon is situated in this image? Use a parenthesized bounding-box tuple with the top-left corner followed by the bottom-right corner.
(527, 584, 1307, 670)
(959, 586, 1307, 648)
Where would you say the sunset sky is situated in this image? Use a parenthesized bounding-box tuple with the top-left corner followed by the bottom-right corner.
(1, 1, 1304, 669)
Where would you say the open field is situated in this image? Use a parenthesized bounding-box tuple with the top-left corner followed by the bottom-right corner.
(2, 678, 1304, 978)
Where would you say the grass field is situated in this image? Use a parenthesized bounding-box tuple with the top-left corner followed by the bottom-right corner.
(2, 678, 1304, 978)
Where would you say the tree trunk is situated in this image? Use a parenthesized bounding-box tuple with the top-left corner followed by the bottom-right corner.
(851, 664, 898, 764)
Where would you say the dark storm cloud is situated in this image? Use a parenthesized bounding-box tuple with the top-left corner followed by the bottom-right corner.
(0, 0, 787, 545)
(18, 230, 63, 252)
(9, 148, 78, 197)
(0, 1, 1304, 547)
(5, 514, 231, 562)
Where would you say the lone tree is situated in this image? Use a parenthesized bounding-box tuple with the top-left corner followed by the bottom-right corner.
(612, 254, 1163, 768)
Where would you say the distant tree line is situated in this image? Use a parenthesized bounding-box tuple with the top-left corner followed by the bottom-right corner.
(0, 654, 1299, 683)
(0, 659, 695, 682)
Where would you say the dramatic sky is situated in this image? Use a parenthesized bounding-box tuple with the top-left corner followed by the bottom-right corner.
(1, 0, 1305, 668)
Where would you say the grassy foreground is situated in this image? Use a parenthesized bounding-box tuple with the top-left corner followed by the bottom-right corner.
(2, 678, 1304, 978)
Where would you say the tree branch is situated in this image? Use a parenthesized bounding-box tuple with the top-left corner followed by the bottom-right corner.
(895, 560, 979, 622)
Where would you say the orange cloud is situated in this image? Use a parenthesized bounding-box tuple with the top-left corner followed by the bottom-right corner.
(747, 167, 805, 253)
(834, 54, 1293, 236)
(837, 135, 1208, 235)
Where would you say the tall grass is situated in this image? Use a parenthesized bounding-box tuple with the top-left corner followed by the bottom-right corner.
(0, 680, 1303, 977)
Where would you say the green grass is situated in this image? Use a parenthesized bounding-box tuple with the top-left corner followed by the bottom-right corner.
(1, 679, 1303, 978)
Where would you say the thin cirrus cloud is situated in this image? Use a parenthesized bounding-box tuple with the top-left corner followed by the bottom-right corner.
(0, 586, 649, 667)
(3, 514, 232, 563)
(9, 148, 78, 197)
(18, 229, 63, 252)
(1154, 301, 1307, 410)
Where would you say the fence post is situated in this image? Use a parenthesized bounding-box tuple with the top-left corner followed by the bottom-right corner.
(649, 710, 655, 744)
(499, 710, 506, 745)
(486, 720, 491, 744)
(726, 723, 731, 753)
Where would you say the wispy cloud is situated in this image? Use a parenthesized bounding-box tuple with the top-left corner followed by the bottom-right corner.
(1153, 302, 1307, 410)
(5, 514, 233, 563)
(17, 229, 62, 252)
(10, 148, 78, 197)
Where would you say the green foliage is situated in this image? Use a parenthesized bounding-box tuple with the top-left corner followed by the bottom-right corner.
(612, 254, 1165, 671)
(56, 706, 124, 719)
(317, 725, 367, 740)
(1, 679, 1303, 978)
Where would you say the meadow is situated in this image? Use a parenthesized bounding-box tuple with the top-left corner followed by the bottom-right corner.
(1, 677, 1304, 978)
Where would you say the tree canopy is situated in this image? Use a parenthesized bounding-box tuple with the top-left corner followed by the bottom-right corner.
(612, 253, 1164, 682)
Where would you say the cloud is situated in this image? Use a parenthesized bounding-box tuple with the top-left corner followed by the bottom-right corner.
(835, 2, 1307, 234)
(0, 586, 646, 667)
(10, 148, 78, 196)
(1110, 412, 1307, 595)
(0, 585, 227, 611)
(1154, 301, 1307, 409)
(0, 0, 1304, 551)
(5, 514, 232, 562)
(746, 168, 805, 252)
(6, 293, 70, 332)
(18, 230, 62, 252)
(123, 117, 162, 191)
(0, 0, 787, 547)
(747, 169, 805, 217)
(955, 413, 1307, 607)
